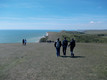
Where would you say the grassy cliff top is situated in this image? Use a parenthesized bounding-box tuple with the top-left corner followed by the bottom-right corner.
(0, 43, 107, 80)
(41, 30, 107, 43)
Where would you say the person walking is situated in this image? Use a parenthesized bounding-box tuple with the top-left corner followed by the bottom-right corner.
(62, 37, 68, 56)
(54, 38, 61, 57)
(22, 39, 25, 45)
(69, 38, 76, 57)
(24, 39, 27, 45)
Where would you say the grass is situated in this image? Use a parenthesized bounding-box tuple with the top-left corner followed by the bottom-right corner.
(84, 30, 107, 34)
(46, 30, 107, 43)
(0, 43, 107, 80)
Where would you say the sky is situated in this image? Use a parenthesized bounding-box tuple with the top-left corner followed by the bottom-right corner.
(0, 0, 107, 30)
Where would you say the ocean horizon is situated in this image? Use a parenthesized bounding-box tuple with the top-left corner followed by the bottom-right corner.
(0, 30, 61, 43)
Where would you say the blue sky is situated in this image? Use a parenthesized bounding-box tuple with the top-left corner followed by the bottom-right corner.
(0, 0, 107, 30)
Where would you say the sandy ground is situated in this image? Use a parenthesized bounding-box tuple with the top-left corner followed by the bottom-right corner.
(0, 43, 107, 80)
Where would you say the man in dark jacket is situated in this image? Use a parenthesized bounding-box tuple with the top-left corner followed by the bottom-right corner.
(54, 38, 61, 57)
(62, 37, 68, 56)
(69, 38, 76, 57)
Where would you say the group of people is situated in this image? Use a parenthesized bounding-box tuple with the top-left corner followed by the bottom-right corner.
(54, 37, 75, 57)
(22, 39, 27, 45)
(22, 37, 75, 57)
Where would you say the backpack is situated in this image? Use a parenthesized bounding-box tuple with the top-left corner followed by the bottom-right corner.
(56, 41, 60, 48)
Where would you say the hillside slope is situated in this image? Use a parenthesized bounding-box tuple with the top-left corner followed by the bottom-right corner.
(0, 43, 107, 80)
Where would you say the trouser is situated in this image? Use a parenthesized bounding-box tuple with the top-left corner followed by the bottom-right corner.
(70, 47, 74, 55)
(56, 48, 60, 56)
(63, 47, 67, 55)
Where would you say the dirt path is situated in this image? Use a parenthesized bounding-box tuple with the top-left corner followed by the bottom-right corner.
(0, 43, 107, 80)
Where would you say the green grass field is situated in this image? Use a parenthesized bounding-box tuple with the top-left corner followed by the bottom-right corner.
(84, 30, 107, 34)
(45, 30, 107, 43)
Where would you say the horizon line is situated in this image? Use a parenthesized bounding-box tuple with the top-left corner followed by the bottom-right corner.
(0, 29, 107, 31)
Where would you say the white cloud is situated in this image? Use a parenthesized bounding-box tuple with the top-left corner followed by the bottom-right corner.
(0, 15, 107, 30)
(90, 21, 103, 24)
(90, 21, 94, 24)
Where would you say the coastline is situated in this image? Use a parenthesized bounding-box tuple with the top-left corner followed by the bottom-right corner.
(39, 32, 49, 42)
(41, 32, 49, 38)
(0, 30, 60, 43)
(0, 29, 107, 43)
(27, 32, 49, 43)
(0, 32, 49, 43)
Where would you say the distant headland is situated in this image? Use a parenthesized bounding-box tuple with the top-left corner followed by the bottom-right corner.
(39, 30, 107, 43)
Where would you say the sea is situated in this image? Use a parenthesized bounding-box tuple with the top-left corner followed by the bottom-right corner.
(0, 30, 61, 43)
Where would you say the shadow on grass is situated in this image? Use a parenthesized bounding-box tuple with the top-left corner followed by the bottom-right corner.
(60, 55, 85, 58)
